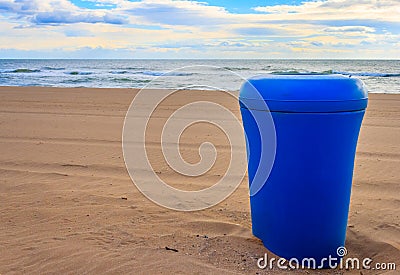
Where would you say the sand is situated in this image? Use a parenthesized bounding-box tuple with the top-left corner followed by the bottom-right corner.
(0, 86, 398, 274)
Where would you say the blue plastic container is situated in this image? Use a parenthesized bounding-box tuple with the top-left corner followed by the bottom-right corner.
(239, 75, 368, 267)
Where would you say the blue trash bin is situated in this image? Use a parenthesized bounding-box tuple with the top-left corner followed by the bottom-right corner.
(239, 74, 368, 267)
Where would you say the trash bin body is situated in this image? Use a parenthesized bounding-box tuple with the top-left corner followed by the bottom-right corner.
(239, 75, 368, 264)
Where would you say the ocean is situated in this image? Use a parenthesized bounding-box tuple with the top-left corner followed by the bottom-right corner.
(0, 59, 399, 94)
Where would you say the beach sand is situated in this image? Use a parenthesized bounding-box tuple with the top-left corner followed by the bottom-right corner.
(0, 86, 398, 274)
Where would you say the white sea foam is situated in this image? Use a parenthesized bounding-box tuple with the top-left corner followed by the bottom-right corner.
(0, 59, 399, 93)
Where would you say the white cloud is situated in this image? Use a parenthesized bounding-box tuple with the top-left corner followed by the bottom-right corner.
(324, 26, 376, 33)
(253, 0, 400, 21)
(0, 0, 399, 58)
(119, 0, 231, 26)
(0, 0, 127, 24)
(0, 0, 77, 13)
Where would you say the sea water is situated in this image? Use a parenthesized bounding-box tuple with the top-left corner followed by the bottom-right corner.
(0, 59, 399, 93)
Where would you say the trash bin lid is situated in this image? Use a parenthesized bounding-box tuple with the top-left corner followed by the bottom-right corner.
(239, 74, 368, 113)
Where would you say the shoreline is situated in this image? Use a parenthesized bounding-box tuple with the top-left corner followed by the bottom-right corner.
(1, 85, 400, 95)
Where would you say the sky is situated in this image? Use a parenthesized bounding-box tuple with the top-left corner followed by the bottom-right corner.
(0, 0, 399, 59)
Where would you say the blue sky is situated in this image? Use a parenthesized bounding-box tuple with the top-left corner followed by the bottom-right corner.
(0, 0, 399, 59)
